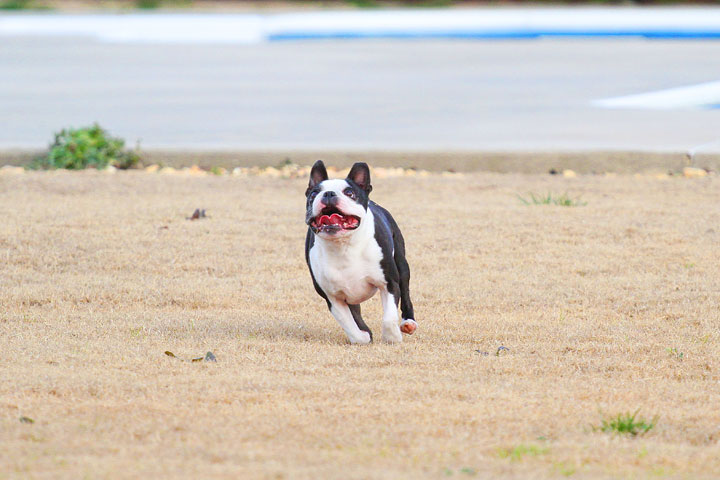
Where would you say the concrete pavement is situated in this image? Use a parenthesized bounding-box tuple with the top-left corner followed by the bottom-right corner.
(1, 10, 719, 156)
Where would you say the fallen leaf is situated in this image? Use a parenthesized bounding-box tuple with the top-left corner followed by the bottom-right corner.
(187, 209, 207, 221)
(165, 350, 217, 363)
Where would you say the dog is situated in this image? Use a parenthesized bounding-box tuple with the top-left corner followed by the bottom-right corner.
(304, 160, 417, 344)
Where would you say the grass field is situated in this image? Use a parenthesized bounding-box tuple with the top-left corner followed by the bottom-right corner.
(1, 168, 719, 479)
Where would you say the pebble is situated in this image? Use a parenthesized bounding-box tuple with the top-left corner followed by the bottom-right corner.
(10, 161, 436, 179)
(0, 165, 25, 175)
(683, 166, 708, 178)
(185, 165, 206, 176)
(263, 166, 281, 178)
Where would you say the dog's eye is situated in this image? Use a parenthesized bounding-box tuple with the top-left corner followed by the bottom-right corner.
(309, 191, 318, 201)
(343, 187, 356, 199)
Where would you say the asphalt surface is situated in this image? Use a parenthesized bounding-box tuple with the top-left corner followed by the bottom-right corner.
(2, 36, 720, 152)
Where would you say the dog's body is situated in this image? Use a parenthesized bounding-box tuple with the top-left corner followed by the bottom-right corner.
(304, 161, 417, 344)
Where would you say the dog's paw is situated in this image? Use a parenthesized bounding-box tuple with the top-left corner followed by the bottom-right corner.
(349, 331, 372, 345)
(400, 319, 417, 335)
(382, 323, 403, 344)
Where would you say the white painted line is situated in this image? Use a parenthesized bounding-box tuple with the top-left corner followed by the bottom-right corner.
(265, 8, 720, 39)
(1, 8, 720, 44)
(593, 81, 720, 110)
(0, 14, 265, 44)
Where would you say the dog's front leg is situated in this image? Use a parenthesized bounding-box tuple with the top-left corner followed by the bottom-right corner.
(329, 298, 372, 345)
(379, 286, 403, 344)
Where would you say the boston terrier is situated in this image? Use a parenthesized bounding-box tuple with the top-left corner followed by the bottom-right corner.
(304, 160, 417, 344)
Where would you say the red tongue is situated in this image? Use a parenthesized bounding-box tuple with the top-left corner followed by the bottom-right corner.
(329, 214, 342, 225)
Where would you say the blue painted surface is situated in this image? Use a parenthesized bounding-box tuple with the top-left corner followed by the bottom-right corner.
(269, 29, 720, 41)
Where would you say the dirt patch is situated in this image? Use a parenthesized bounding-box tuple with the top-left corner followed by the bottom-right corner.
(5, 149, 720, 174)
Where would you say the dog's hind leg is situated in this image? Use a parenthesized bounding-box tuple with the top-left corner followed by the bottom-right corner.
(348, 304, 372, 342)
(392, 231, 417, 335)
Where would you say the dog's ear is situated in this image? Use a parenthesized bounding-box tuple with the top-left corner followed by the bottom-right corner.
(307, 160, 328, 195)
(347, 162, 372, 194)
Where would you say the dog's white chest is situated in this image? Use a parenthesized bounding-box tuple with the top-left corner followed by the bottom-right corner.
(309, 237, 385, 305)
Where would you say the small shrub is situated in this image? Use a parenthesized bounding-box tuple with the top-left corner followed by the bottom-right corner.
(31, 124, 140, 170)
(518, 192, 587, 207)
(595, 410, 657, 436)
(136, 0, 161, 8)
(0, 0, 50, 9)
(0, 0, 30, 9)
(276, 157, 294, 168)
(346, 0, 379, 7)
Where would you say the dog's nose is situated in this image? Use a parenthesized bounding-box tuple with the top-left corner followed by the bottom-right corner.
(321, 191, 338, 206)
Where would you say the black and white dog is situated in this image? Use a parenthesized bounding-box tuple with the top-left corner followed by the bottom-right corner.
(304, 160, 417, 344)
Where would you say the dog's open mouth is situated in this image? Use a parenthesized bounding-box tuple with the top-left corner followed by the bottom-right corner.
(310, 207, 360, 233)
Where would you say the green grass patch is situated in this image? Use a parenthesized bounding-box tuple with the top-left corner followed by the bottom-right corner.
(497, 444, 548, 461)
(595, 410, 658, 436)
(442, 467, 477, 476)
(666, 347, 684, 360)
(553, 462, 577, 477)
(31, 124, 140, 170)
(518, 192, 587, 207)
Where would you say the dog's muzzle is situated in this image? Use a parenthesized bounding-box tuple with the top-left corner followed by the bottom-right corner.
(309, 205, 360, 234)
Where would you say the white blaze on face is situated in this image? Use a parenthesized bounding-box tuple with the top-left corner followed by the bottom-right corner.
(312, 179, 366, 221)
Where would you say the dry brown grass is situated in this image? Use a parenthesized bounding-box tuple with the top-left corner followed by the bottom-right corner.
(1, 169, 719, 479)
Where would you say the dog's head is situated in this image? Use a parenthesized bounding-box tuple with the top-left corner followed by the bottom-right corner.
(305, 160, 372, 239)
